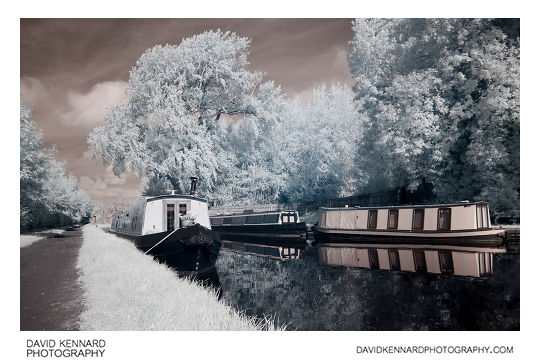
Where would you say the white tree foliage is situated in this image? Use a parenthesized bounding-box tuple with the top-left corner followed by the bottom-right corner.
(20, 103, 94, 230)
(349, 19, 519, 215)
(89, 30, 262, 196)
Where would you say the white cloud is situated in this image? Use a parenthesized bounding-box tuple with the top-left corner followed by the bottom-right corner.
(60, 81, 127, 127)
(20, 77, 49, 106)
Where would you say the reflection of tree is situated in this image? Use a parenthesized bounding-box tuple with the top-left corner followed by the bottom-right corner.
(216, 250, 519, 330)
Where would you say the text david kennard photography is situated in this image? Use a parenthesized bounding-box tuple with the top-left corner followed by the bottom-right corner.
(26, 339, 106, 358)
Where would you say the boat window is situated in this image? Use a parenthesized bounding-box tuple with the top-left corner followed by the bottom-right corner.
(131, 215, 137, 230)
(388, 250, 401, 270)
(387, 209, 399, 229)
(263, 214, 280, 223)
(438, 251, 454, 274)
(166, 204, 175, 231)
(223, 217, 232, 225)
(281, 213, 297, 224)
(231, 216, 246, 225)
(368, 249, 379, 269)
(210, 218, 223, 226)
(438, 208, 451, 230)
(367, 210, 378, 229)
(413, 251, 427, 273)
(412, 209, 424, 230)
(246, 215, 264, 224)
(178, 204, 187, 216)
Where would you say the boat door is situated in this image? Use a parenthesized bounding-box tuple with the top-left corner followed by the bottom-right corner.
(166, 204, 175, 231)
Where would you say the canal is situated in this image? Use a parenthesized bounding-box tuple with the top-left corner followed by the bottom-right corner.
(201, 244, 520, 331)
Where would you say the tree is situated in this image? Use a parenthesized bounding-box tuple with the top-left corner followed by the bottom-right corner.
(349, 19, 519, 216)
(20, 102, 93, 231)
(89, 30, 263, 196)
(283, 84, 359, 202)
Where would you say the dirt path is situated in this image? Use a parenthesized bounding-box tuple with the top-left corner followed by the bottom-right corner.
(20, 227, 84, 330)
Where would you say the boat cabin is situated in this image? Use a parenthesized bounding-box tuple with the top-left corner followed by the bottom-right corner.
(210, 211, 300, 226)
(111, 194, 211, 236)
(317, 202, 491, 232)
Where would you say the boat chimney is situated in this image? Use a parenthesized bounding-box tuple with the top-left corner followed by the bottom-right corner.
(190, 177, 198, 196)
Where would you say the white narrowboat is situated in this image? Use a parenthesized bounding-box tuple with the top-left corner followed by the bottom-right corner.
(313, 202, 505, 247)
(109, 178, 221, 274)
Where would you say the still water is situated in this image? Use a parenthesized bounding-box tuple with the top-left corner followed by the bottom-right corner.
(196, 242, 519, 331)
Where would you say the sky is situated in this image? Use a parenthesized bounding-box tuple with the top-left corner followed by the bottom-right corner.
(20, 18, 355, 205)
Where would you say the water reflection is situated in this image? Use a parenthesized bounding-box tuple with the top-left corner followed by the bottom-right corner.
(213, 238, 519, 330)
(317, 243, 506, 278)
(222, 240, 304, 261)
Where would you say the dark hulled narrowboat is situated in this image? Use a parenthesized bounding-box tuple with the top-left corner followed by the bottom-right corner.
(210, 210, 308, 246)
(109, 178, 221, 274)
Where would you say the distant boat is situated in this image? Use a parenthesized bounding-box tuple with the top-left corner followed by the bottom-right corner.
(210, 210, 308, 246)
(109, 178, 221, 275)
(313, 202, 505, 247)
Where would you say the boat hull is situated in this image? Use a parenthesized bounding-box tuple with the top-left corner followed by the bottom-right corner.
(313, 226, 505, 247)
(211, 222, 307, 246)
(110, 224, 221, 274)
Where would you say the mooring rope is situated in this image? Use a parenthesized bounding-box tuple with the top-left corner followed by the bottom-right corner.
(144, 228, 179, 255)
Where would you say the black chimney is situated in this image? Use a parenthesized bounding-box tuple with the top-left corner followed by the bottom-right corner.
(190, 177, 198, 196)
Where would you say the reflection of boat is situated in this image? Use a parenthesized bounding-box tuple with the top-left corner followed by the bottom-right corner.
(109, 178, 221, 273)
(210, 210, 307, 246)
(313, 202, 505, 247)
(221, 240, 303, 261)
(318, 243, 506, 278)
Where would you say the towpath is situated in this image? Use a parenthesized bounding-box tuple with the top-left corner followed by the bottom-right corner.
(20, 227, 84, 330)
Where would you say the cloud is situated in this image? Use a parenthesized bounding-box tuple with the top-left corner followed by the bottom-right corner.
(60, 80, 128, 127)
(78, 166, 140, 204)
(20, 77, 50, 106)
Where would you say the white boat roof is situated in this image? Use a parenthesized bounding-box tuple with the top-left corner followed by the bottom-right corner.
(319, 201, 488, 211)
(144, 194, 208, 203)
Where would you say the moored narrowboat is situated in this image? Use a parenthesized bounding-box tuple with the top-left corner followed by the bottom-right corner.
(109, 178, 221, 274)
(210, 210, 308, 246)
(313, 202, 505, 247)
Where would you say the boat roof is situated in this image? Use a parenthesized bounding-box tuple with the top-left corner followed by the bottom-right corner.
(145, 194, 208, 203)
(319, 201, 488, 211)
(210, 210, 298, 217)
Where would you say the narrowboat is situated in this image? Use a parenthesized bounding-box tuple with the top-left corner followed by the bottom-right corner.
(317, 243, 506, 278)
(209, 210, 308, 246)
(313, 202, 505, 247)
(109, 178, 221, 274)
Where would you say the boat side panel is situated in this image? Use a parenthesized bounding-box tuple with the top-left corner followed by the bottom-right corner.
(190, 200, 211, 229)
(355, 210, 368, 229)
(424, 208, 438, 231)
(425, 251, 441, 274)
(397, 209, 413, 230)
(376, 209, 388, 230)
(398, 250, 415, 271)
(452, 252, 480, 277)
(143, 200, 163, 234)
(327, 210, 342, 229)
(339, 210, 357, 230)
(451, 205, 476, 231)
